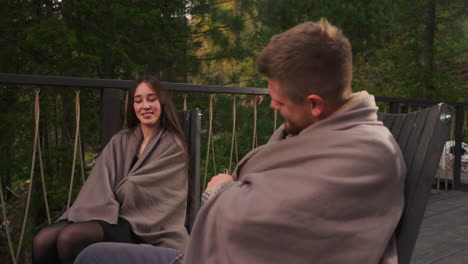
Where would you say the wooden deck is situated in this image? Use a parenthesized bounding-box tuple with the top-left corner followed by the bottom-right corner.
(411, 190, 468, 264)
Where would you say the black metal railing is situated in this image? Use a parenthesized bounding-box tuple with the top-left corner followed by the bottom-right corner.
(1, 73, 467, 188)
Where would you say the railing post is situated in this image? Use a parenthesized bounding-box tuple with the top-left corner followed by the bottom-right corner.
(389, 102, 400, 114)
(100, 88, 121, 148)
(453, 104, 464, 188)
(400, 104, 409, 114)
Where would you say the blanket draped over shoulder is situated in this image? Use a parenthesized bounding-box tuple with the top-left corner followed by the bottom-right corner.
(60, 126, 189, 251)
(184, 91, 406, 264)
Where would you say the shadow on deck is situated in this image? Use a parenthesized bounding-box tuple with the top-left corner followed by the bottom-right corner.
(411, 189, 468, 264)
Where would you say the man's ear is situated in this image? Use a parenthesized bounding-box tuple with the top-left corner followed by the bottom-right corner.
(306, 94, 325, 118)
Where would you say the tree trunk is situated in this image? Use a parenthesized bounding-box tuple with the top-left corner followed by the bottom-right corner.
(422, 1, 435, 99)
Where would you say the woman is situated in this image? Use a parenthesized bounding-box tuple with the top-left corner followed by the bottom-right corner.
(32, 76, 189, 264)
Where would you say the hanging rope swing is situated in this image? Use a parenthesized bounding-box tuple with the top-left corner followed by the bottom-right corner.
(203, 95, 217, 189)
(16, 89, 49, 262)
(229, 96, 239, 173)
(252, 96, 259, 150)
(66, 90, 86, 210)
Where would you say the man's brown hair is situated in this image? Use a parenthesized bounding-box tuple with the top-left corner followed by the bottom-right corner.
(257, 18, 352, 106)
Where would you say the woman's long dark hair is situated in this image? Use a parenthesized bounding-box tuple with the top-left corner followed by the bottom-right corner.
(126, 76, 187, 154)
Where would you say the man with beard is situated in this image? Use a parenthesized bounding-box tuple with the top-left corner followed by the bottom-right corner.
(76, 18, 406, 264)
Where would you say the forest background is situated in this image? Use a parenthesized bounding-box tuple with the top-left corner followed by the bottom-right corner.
(0, 0, 467, 263)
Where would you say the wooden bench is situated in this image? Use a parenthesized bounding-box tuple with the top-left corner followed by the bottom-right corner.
(378, 103, 453, 264)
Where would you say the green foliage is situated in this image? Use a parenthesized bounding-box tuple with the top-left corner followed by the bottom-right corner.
(351, 0, 467, 101)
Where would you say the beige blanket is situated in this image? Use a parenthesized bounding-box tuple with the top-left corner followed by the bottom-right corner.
(60, 126, 189, 251)
(184, 92, 405, 263)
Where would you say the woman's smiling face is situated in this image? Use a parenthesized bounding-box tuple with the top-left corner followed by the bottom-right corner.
(133, 82, 162, 129)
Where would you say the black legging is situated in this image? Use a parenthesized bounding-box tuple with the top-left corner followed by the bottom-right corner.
(32, 220, 104, 264)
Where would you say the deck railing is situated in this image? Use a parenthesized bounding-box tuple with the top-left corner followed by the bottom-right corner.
(1, 73, 467, 186)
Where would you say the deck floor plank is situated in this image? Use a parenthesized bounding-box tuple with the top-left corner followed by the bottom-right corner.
(411, 190, 468, 264)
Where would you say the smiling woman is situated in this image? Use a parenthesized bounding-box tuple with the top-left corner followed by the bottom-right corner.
(32, 76, 189, 264)
(132, 81, 163, 157)
(133, 82, 162, 130)
(127, 76, 187, 157)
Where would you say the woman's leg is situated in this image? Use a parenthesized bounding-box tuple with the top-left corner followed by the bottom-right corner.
(75, 243, 182, 264)
(32, 220, 70, 264)
(56, 221, 104, 264)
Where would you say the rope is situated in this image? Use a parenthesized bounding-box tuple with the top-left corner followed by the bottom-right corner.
(16, 89, 41, 261)
(211, 118, 216, 175)
(78, 134, 86, 184)
(252, 96, 258, 149)
(229, 96, 238, 173)
(203, 95, 216, 189)
(273, 109, 278, 133)
(183, 94, 187, 111)
(0, 179, 16, 264)
(123, 91, 129, 129)
(67, 90, 82, 210)
(38, 119, 51, 224)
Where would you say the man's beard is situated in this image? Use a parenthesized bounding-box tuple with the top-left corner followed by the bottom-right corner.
(284, 120, 304, 136)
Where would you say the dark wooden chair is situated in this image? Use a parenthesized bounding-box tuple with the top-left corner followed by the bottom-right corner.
(177, 109, 201, 233)
(378, 103, 453, 264)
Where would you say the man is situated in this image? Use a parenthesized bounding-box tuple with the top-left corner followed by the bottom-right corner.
(76, 18, 405, 264)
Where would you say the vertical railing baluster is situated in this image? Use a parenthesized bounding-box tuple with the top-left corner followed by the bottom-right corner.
(100, 88, 121, 148)
(453, 105, 464, 188)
